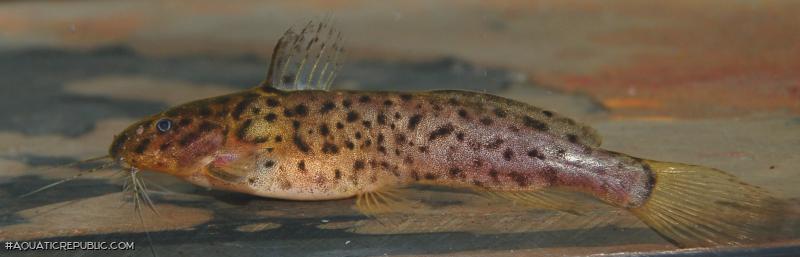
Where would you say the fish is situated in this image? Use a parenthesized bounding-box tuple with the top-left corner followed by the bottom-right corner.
(36, 20, 789, 248)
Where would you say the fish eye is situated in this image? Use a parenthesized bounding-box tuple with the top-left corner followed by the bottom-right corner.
(156, 119, 172, 132)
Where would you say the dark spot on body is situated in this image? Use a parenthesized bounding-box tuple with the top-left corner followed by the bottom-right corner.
(251, 107, 261, 114)
(457, 109, 469, 119)
(524, 116, 549, 131)
(264, 113, 278, 122)
(293, 134, 311, 153)
(377, 133, 385, 144)
(400, 94, 412, 101)
(198, 121, 220, 133)
(354, 131, 362, 139)
(428, 123, 454, 141)
(178, 118, 192, 127)
(292, 120, 301, 129)
(319, 124, 330, 136)
(345, 140, 355, 150)
(359, 95, 371, 103)
(280, 180, 292, 190)
(336, 122, 344, 129)
(362, 120, 372, 128)
(334, 169, 342, 180)
(411, 170, 420, 181)
(527, 149, 545, 160)
(394, 112, 402, 119)
(320, 101, 336, 113)
(543, 110, 554, 117)
(377, 112, 387, 125)
(383, 100, 394, 106)
(488, 169, 499, 181)
(342, 99, 352, 108)
(455, 132, 465, 142)
(294, 104, 308, 117)
(542, 167, 558, 185)
(493, 108, 507, 118)
(447, 98, 459, 105)
(266, 98, 280, 107)
(237, 119, 253, 140)
(480, 117, 493, 125)
(134, 138, 151, 154)
(363, 139, 372, 147)
(180, 131, 201, 146)
(346, 111, 360, 123)
(449, 167, 463, 177)
(232, 97, 256, 120)
(283, 109, 295, 117)
(509, 171, 528, 187)
(378, 146, 387, 154)
(407, 114, 423, 130)
(567, 134, 579, 143)
(502, 148, 514, 161)
(274, 135, 283, 142)
(643, 163, 656, 198)
(298, 160, 306, 171)
(264, 160, 275, 168)
(424, 173, 437, 180)
(252, 136, 269, 143)
(353, 160, 365, 171)
(486, 138, 504, 149)
(322, 142, 340, 154)
(556, 149, 566, 158)
(159, 142, 171, 151)
(394, 134, 407, 144)
(418, 146, 429, 153)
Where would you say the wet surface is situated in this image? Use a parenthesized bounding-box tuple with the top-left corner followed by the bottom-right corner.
(1, 1, 799, 257)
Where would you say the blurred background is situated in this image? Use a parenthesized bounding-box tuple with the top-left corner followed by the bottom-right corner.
(0, 1, 798, 256)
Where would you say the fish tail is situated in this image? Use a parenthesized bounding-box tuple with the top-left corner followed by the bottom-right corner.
(629, 160, 791, 247)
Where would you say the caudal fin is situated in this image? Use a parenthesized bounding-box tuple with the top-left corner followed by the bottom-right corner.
(629, 160, 790, 248)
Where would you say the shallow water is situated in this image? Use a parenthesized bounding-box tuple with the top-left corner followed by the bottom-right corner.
(1, 1, 799, 256)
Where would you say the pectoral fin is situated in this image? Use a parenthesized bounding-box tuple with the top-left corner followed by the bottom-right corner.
(205, 149, 275, 184)
(207, 162, 251, 184)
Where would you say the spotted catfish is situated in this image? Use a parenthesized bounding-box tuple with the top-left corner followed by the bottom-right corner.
(106, 21, 787, 247)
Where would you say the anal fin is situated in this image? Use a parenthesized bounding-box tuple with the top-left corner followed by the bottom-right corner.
(479, 189, 595, 215)
(355, 187, 420, 217)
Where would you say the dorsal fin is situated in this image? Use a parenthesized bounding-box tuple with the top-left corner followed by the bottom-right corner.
(260, 20, 344, 91)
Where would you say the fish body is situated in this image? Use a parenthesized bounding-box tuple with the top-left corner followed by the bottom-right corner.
(105, 21, 788, 248)
(112, 88, 651, 208)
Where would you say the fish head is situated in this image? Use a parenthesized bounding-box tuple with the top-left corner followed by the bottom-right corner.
(109, 100, 227, 177)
